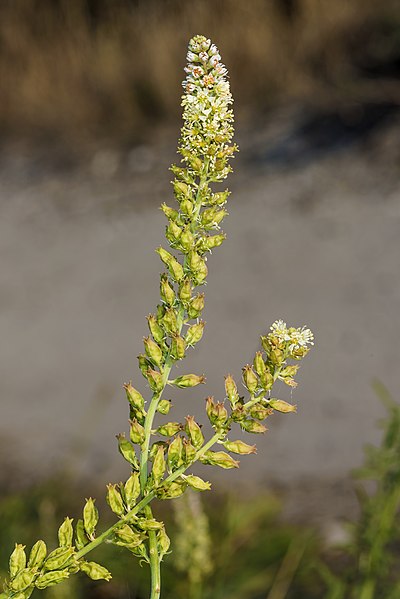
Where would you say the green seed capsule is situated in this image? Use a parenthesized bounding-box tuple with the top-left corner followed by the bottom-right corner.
(157, 480, 187, 500)
(36, 569, 70, 589)
(28, 540, 47, 569)
(80, 561, 112, 582)
(209, 190, 230, 205)
(188, 250, 202, 271)
(268, 399, 297, 413)
(147, 314, 165, 344)
(240, 419, 267, 434)
(10, 569, 35, 592)
(179, 227, 195, 251)
(75, 520, 88, 550)
(242, 365, 259, 394)
(183, 439, 197, 464)
(106, 484, 125, 516)
(160, 275, 176, 306)
(143, 336, 164, 368)
(116, 433, 139, 468)
(136, 518, 164, 531)
(160, 203, 179, 222)
(185, 416, 204, 449)
(224, 374, 239, 407)
(124, 473, 140, 509)
(157, 399, 171, 415)
(168, 256, 184, 282)
(44, 547, 74, 571)
(187, 293, 205, 319)
(223, 440, 257, 455)
(179, 278, 192, 303)
(167, 436, 184, 471)
(170, 373, 205, 388)
(185, 321, 205, 346)
(123, 382, 145, 412)
(138, 354, 152, 377)
(161, 307, 179, 335)
(152, 446, 166, 486)
(166, 221, 182, 244)
(83, 498, 99, 538)
(146, 368, 164, 394)
(130, 419, 146, 445)
(185, 475, 211, 491)
(58, 517, 73, 548)
(170, 334, 186, 360)
(193, 259, 208, 284)
(200, 451, 239, 469)
(157, 526, 171, 559)
(157, 422, 181, 436)
(253, 351, 267, 376)
(173, 180, 189, 197)
(9, 544, 27, 577)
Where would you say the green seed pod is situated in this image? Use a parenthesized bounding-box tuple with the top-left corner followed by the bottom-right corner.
(157, 399, 171, 415)
(106, 484, 125, 516)
(157, 527, 171, 560)
(161, 307, 179, 335)
(224, 374, 239, 407)
(185, 416, 204, 449)
(156, 303, 166, 320)
(187, 293, 205, 319)
(173, 180, 189, 197)
(58, 517, 73, 548)
(268, 399, 297, 413)
(179, 277, 192, 303)
(183, 439, 197, 463)
(185, 475, 211, 491)
(168, 256, 184, 282)
(242, 365, 259, 394)
(160, 203, 179, 222)
(170, 373, 205, 388)
(36, 570, 70, 589)
(179, 227, 195, 251)
(28, 540, 47, 569)
(193, 259, 208, 284)
(116, 433, 139, 468)
(130, 419, 146, 445)
(114, 525, 145, 547)
(259, 369, 274, 390)
(138, 354, 152, 377)
(10, 569, 35, 592)
(157, 422, 181, 436)
(198, 233, 226, 252)
(158, 480, 187, 500)
(124, 473, 140, 509)
(44, 547, 74, 571)
(231, 403, 245, 422)
(166, 221, 182, 244)
(180, 198, 194, 216)
(75, 519, 88, 550)
(201, 207, 224, 228)
(209, 190, 230, 205)
(123, 382, 145, 412)
(167, 436, 184, 471)
(128, 542, 150, 562)
(170, 164, 192, 184)
(205, 396, 218, 425)
(270, 348, 284, 366)
(253, 351, 267, 377)
(250, 405, 273, 421)
(200, 451, 239, 469)
(9, 544, 27, 577)
(147, 314, 165, 344)
(136, 518, 164, 531)
(145, 368, 163, 394)
(240, 419, 267, 434)
(160, 275, 176, 306)
(170, 334, 186, 360)
(185, 321, 205, 346)
(83, 498, 99, 538)
(143, 336, 164, 368)
(152, 445, 166, 486)
(187, 250, 202, 271)
(223, 440, 257, 455)
(280, 365, 299, 378)
(80, 561, 112, 582)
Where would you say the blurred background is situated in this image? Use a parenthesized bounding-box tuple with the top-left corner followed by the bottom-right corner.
(1, 0, 400, 597)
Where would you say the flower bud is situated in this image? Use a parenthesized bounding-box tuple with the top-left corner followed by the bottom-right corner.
(161, 307, 179, 335)
(36, 570, 70, 589)
(223, 440, 256, 455)
(170, 374, 205, 388)
(179, 277, 192, 303)
(147, 314, 165, 344)
(187, 293, 205, 319)
(200, 450, 239, 469)
(185, 321, 205, 346)
(143, 337, 164, 368)
(106, 484, 125, 516)
(224, 374, 239, 407)
(124, 473, 140, 509)
(160, 203, 179, 222)
(268, 399, 297, 413)
(185, 475, 211, 491)
(80, 561, 112, 582)
(9, 544, 26, 577)
(83, 498, 99, 538)
(123, 382, 145, 412)
(130, 419, 146, 445)
(28, 540, 47, 569)
(152, 445, 166, 486)
(157, 422, 181, 436)
(160, 275, 176, 306)
(116, 433, 139, 468)
(157, 399, 171, 415)
(146, 368, 164, 393)
(185, 416, 204, 449)
(58, 517, 73, 548)
(167, 436, 184, 471)
(242, 365, 259, 394)
(240, 419, 267, 434)
(44, 547, 74, 571)
(170, 334, 186, 360)
(75, 520, 88, 550)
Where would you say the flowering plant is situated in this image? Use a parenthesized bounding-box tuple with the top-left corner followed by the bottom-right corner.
(1, 35, 313, 599)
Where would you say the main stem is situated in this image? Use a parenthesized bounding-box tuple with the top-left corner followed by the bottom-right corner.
(138, 162, 210, 599)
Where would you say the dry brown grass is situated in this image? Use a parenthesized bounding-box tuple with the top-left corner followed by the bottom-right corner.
(0, 0, 399, 143)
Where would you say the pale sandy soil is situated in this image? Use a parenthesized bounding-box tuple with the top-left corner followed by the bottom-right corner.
(1, 108, 399, 521)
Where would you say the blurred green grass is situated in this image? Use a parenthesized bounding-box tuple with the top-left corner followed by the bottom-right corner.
(0, 0, 399, 144)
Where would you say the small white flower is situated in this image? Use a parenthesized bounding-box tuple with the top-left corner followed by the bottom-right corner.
(269, 319, 291, 341)
(199, 51, 209, 63)
(186, 51, 197, 63)
(289, 327, 314, 349)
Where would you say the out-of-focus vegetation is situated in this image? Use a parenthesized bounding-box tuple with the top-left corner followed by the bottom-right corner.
(1, 385, 399, 599)
(0, 0, 399, 143)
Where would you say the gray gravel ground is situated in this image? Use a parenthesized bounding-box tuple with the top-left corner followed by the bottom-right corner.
(1, 109, 399, 521)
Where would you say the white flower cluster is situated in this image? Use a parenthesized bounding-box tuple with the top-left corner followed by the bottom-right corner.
(180, 35, 234, 168)
(269, 319, 314, 352)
